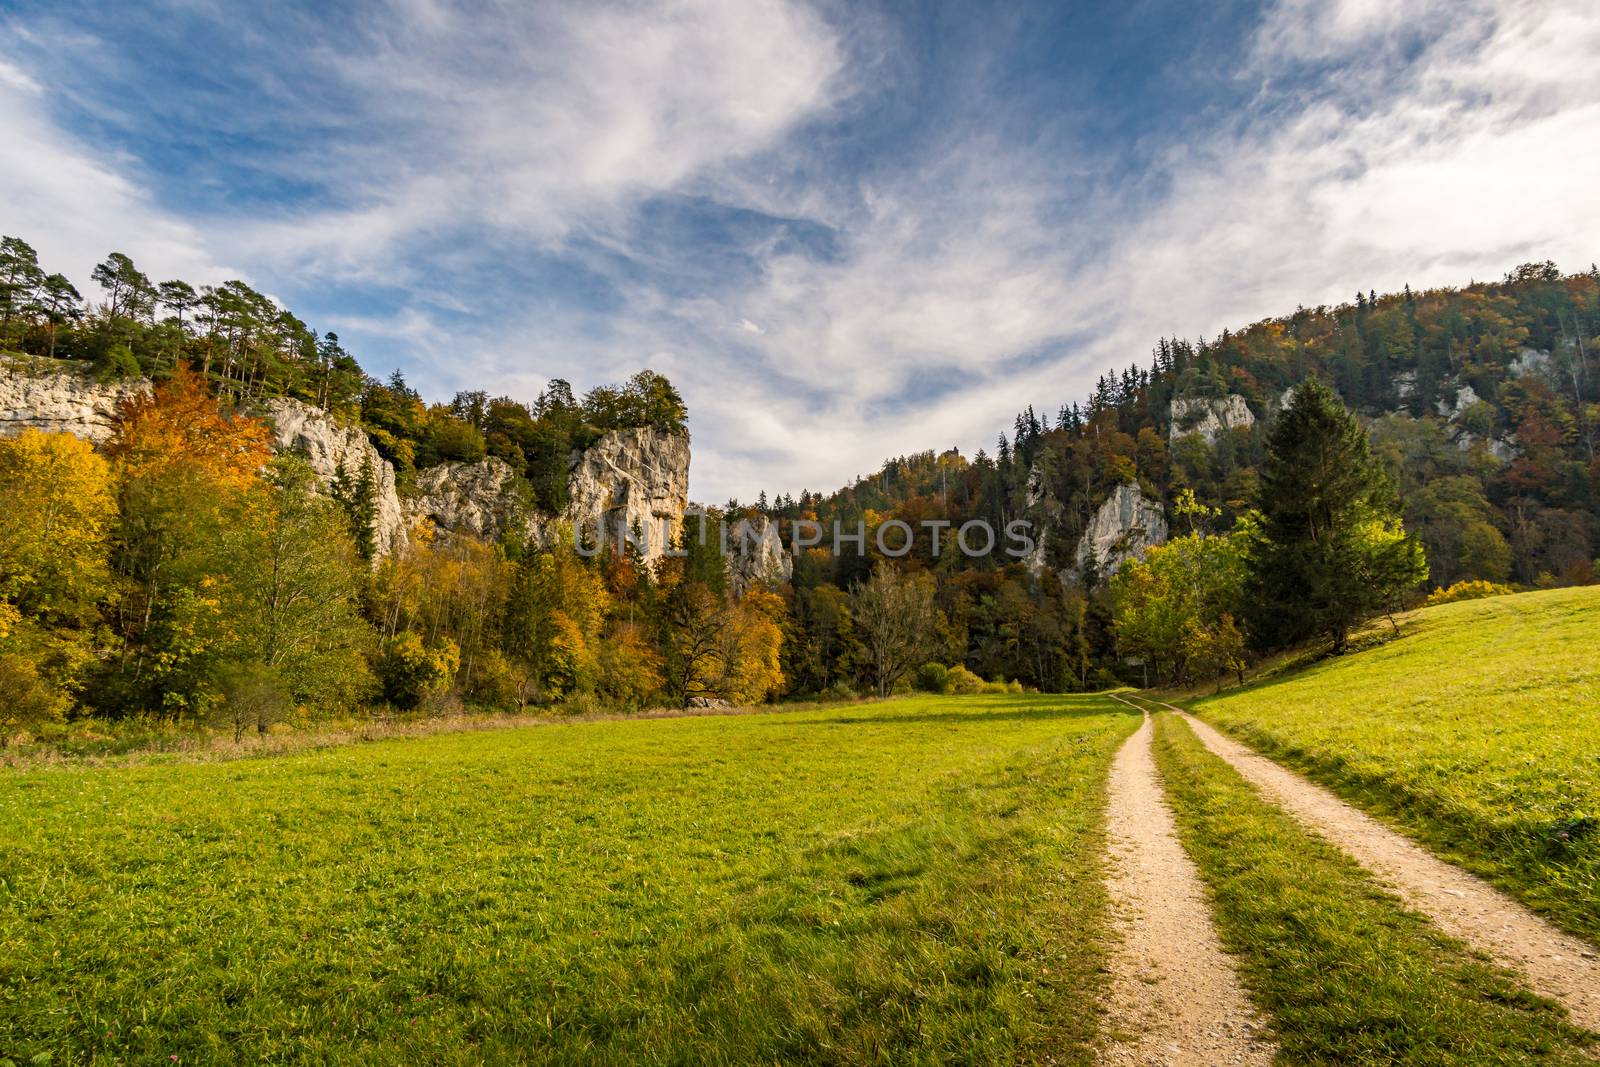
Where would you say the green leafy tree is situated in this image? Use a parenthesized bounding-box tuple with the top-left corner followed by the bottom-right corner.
(220, 456, 373, 724)
(0, 236, 45, 344)
(849, 562, 942, 697)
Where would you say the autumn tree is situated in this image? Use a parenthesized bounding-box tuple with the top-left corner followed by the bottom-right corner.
(850, 562, 942, 697)
(0, 430, 116, 624)
(105, 364, 273, 713)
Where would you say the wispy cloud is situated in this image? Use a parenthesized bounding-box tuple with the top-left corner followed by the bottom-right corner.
(1, 0, 1596, 504)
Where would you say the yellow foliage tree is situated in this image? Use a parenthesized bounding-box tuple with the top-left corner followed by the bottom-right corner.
(0, 429, 116, 623)
(720, 588, 786, 705)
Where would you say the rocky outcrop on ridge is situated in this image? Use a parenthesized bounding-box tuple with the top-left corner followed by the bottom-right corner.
(0, 361, 147, 443)
(1074, 482, 1168, 578)
(1169, 394, 1254, 444)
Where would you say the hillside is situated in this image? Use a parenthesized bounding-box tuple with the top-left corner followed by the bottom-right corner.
(2, 230, 1597, 730)
(1191, 585, 1600, 941)
(769, 262, 1597, 593)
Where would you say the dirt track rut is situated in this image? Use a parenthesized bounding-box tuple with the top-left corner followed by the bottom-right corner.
(1100, 704, 1277, 1065)
(1140, 695, 1600, 1033)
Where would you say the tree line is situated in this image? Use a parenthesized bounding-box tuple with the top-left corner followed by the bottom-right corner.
(0, 235, 687, 511)
(2, 238, 1596, 738)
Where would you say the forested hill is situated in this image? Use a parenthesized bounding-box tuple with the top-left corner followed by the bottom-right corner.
(756, 261, 1599, 591)
(0, 236, 688, 514)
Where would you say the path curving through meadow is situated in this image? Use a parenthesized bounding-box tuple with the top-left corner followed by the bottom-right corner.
(1136, 694, 1600, 1033)
(1100, 698, 1277, 1065)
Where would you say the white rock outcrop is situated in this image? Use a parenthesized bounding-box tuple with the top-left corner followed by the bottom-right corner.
(721, 513, 793, 595)
(264, 397, 409, 557)
(1169, 394, 1254, 444)
(1074, 482, 1167, 579)
(1510, 347, 1552, 380)
(407, 457, 532, 546)
(1437, 384, 1482, 420)
(0, 364, 146, 443)
(561, 426, 691, 564)
(1021, 457, 1064, 579)
(1, 365, 693, 564)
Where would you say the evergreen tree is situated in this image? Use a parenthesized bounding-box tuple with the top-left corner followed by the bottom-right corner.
(1245, 379, 1426, 652)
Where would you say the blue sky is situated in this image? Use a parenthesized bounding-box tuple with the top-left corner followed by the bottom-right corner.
(2, 0, 1597, 501)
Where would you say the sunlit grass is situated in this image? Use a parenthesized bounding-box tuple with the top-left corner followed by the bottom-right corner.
(1152, 712, 1595, 1063)
(0, 693, 1136, 1064)
(1192, 585, 1600, 942)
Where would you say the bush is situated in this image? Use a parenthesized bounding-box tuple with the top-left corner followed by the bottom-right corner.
(214, 662, 290, 742)
(819, 681, 859, 703)
(558, 690, 604, 717)
(1426, 579, 1516, 606)
(94, 343, 141, 381)
(914, 662, 951, 694)
(376, 633, 458, 710)
(946, 665, 984, 694)
(0, 650, 71, 741)
(1006, 679, 1024, 694)
(464, 648, 524, 710)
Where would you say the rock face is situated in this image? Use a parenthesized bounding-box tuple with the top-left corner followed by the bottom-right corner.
(1169, 394, 1254, 444)
(1021, 458, 1064, 579)
(1437, 384, 1482, 420)
(561, 427, 691, 564)
(0, 365, 693, 564)
(407, 457, 532, 546)
(1510, 347, 1552, 380)
(1074, 482, 1167, 579)
(0, 364, 146, 443)
(721, 513, 793, 595)
(263, 398, 409, 557)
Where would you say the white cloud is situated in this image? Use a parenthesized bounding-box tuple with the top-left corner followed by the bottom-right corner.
(234, 0, 844, 277)
(3, 0, 1597, 506)
(0, 61, 231, 292)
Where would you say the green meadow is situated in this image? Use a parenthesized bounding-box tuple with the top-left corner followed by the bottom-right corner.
(0, 694, 1136, 1065)
(1191, 586, 1600, 942)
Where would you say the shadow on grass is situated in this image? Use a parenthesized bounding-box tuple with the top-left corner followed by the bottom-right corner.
(766, 695, 1138, 728)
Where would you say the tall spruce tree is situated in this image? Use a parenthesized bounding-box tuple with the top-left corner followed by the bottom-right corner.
(1246, 379, 1425, 652)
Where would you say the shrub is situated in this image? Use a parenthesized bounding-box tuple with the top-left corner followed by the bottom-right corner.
(946, 665, 984, 694)
(1006, 679, 1024, 694)
(464, 648, 523, 710)
(558, 690, 604, 717)
(1426, 579, 1516, 606)
(376, 633, 458, 710)
(914, 662, 951, 694)
(0, 650, 71, 741)
(819, 681, 859, 703)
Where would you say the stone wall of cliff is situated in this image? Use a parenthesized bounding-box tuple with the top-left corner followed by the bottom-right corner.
(0, 365, 692, 563)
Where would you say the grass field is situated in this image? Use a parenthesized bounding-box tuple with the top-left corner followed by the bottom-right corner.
(1151, 712, 1595, 1064)
(1189, 585, 1600, 943)
(0, 694, 1137, 1065)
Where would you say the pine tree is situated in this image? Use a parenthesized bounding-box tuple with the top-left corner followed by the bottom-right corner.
(1245, 379, 1426, 652)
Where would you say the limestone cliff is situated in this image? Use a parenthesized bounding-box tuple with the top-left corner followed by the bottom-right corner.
(1169, 394, 1254, 444)
(721, 513, 793, 595)
(1074, 482, 1167, 578)
(264, 398, 409, 557)
(0, 365, 692, 563)
(562, 427, 691, 564)
(0, 362, 146, 443)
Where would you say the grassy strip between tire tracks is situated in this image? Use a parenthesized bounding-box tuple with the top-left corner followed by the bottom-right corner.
(1150, 710, 1596, 1065)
